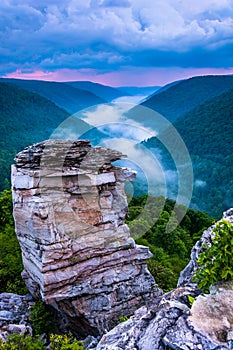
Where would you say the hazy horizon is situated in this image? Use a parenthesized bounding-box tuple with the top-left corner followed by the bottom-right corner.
(2, 72, 233, 88)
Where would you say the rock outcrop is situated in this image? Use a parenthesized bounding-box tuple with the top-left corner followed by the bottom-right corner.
(178, 208, 233, 287)
(0, 293, 35, 342)
(12, 140, 161, 336)
(95, 209, 233, 350)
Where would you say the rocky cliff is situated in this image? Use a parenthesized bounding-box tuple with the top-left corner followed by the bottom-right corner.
(95, 209, 233, 350)
(12, 140, 161, 336)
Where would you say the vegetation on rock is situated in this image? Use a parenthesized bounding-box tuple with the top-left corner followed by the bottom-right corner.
(193, 219, 233, 293)
(0, 333, 84, 350)
(30, 301, 56, 336)
(49, 333, 84, 350)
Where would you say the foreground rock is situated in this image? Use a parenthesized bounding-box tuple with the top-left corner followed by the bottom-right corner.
(12, 140, 161, 337)
(95, 209, 233, 350)
(0, 293, 35, 342)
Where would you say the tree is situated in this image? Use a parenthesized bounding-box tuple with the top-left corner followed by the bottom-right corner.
(0, 190, 27, 294)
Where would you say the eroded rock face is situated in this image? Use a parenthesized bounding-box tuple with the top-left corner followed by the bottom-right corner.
(95, 209, 233, 350)
(12, 140, 161, 336)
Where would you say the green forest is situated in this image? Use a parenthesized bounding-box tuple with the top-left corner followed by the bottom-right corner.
(126, 194, 214, 290)
(141, 75, 233, 122)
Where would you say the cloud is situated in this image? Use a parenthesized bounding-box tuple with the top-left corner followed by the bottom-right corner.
(1, 0, 233, 80)
(79, 101, 157, 141)
(103, 138, 167, 196)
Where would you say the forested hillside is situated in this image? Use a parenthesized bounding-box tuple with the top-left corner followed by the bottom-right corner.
(0, 83, 91, 191)
(0, 78, 105, 114)
(144, 88, 233, 217)
(140, 75, 233, 122)
(126, 195, 214, 291)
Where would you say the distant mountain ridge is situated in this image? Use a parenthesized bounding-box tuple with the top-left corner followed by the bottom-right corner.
(140, 75, 233, 122)
(118, 86, 160, 96)
(66, 81, 124, 101)
(152, 80, 182, 96)
(0, 78, 106, 114)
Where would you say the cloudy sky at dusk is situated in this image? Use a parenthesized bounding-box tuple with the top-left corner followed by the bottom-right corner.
(1, 0, 233, 86)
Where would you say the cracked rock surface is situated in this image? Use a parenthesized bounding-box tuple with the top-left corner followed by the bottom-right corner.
(0, 293, 35, 342)
(12, 140, 161, 337)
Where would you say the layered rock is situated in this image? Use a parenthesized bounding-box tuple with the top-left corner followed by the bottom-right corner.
(12, 140, 161, 336)
(95, 209, 233, 350)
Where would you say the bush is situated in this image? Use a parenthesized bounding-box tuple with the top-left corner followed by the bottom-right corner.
(147, 258, 178, 292)
(0, 333, 85, 350)
(193, 219, 233, 292)
(49, 333, 84, 350)
(30, 300, 55, 335)
(0, 334, 45, 349)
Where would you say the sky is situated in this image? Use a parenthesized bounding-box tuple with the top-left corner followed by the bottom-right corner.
(1, 0, 233, 86)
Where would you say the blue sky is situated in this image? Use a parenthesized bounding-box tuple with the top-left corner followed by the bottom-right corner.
(1, 0, 233, 86)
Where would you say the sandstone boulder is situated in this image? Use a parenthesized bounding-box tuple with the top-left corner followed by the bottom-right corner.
(12, 140, 161, 337)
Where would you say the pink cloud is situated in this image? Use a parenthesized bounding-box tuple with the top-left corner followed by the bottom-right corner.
(3, 67, 233, 87)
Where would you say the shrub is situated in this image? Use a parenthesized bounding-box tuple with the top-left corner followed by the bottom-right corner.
(0, 334, 45, 349)
(49, 333, 84, 350)
(193, 219, 233, 292)
(0, 333, 85, 350)
(118, 316, 129, 323)
(147, 258, 178, 292)
(30, 300, 55, 335)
